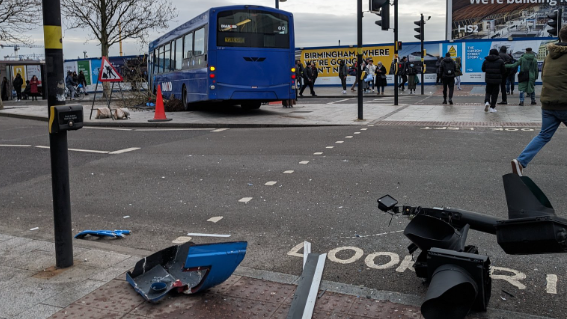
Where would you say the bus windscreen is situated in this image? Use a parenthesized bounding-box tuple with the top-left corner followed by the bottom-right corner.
(217, 10, 289, 48)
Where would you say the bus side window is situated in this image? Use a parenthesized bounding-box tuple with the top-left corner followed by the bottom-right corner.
(194, 27, 205, 56)
(175, 37, 183, 70)
(184, 33, 193, 59)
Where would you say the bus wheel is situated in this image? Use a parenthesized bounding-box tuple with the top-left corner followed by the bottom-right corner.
(182, 85, 190, 111)
(241, 102, 261, 110)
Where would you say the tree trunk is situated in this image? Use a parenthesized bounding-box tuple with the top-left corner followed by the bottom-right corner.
(101, 42, 111, 98)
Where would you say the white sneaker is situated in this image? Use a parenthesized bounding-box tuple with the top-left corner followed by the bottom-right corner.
(342, 90, 346, 94)
(484, 102, 490, 112)
(489, 108, 497, 113)
(372, 89, 375, 92)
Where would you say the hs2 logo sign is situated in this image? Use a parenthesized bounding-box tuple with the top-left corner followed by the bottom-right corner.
(458, 25, 479, 33)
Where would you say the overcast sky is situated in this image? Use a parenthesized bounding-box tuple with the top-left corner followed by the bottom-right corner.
(0, 0, 447, 59)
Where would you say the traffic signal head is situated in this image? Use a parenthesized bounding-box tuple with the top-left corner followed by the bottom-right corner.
(414, 19, 424, 41)
(373, 1, 390, 31)
(547, 9, 563, 37)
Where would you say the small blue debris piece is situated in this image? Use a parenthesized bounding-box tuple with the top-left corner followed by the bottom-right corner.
(74, 230, 131, 239)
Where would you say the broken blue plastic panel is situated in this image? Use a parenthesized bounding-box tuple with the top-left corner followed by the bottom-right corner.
(74, 229, 131, 239)
(126, 241, 247, 302)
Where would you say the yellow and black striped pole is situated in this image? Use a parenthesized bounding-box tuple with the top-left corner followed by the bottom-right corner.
(43, 0, 73, 268)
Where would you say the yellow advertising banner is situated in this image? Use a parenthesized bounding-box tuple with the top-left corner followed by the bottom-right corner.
(12, 65, 27, 89)
(301, 46, 395, 77)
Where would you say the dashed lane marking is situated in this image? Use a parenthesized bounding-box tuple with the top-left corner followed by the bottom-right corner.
(354, 132, 361, 135)
(299, 161, 309, 164)
(283, 170, 294, 174)
(314, 152, 323, 155)
(207, 216, 224, 223)
(84, 127, 132, 131)
(0, 144, 31, 147)
(265, 181, 277, 186)
(238, 197, 253, 203)
(135, 128, 213, 131)
(326, 146, 334, 149)
(360, 128, 368, 131)
(68, 148, 110, 154)
(326, 98, 352, 105)
(345, 136, 353, 138)
(335, 141, 344, 144)
(108, 147, 141, 155)
(172, 236, 193, 244)
(211, 128, 229, 132)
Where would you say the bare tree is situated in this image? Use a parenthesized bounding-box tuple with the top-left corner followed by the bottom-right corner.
(0, 0, 41, 43)
(61, 0, 177, 58)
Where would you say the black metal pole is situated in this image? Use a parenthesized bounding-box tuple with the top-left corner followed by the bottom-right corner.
(420, 14, 425, 95)
(394, 0, 398, 106)
(42, 0, 73, 268)
(357, 0, 363, 120)
(275, 0, 279, 9)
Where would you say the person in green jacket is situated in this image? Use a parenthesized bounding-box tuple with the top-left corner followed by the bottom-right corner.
(505, 48, 539, 106)
(511, 25, 567, 176)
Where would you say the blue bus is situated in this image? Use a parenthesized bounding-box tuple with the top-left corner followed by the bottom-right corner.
(148, 5, 296, 110)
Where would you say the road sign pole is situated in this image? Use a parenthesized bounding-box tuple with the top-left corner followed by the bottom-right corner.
(42, 0, 73, 268)
(421, 14, 425, 95)
(394, 0, 398, 106)
(357, 0, 363, 120)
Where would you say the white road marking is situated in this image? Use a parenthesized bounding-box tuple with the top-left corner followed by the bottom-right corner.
(186, 233, 231, 238)
(546, 274, 558, 294)
(172, 236, 193, 244)
(360, 128, 368, 131)
(287, 242, 304, 257)
(265, 181, 277, 186)
(327, 98, 352, 105)
(68, 148, 110, 154)
(29, 227, 39, 231)
(238, 197, 253, 203)
(84, 127, 132, 131)
(211, 128, 229, 132)
(313, 152, 323, 155)
(303, 241, 312, 269)
(354, 132, 361, 135)
(135, 128, 212, 131)
(335, 141, 344, 144)
(35, 146, 50, 149)
(327, 246, 364, 264)
(207, 216, 224, 223)
(283, 170, 294, 174)
(365, 252, 400, 270)
(396, 255, 416, 273)
(109, 147, 141, 155)
(299, 161, 309, 164)
(345, 136, 353, 139)
(326, 146, 334, 149)
(0, 144, 31, 147)
(303, 254, 327, 319)
(490, 266, 527, 290)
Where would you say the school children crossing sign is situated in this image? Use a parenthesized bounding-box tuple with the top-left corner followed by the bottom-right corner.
(98, 56, 123, 82)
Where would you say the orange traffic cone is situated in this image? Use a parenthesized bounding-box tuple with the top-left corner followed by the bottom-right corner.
(148, 85, 172, 122)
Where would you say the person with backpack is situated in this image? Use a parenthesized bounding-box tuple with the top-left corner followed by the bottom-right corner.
(295, 60, 304, 88)
(338, 60, 348, 94)
(505, 48, 539, 106)
(439, 53, 457, 104)
(482, 49, 506, 112)
(497, 46, 512, 104)
(299, 62, 316, 97)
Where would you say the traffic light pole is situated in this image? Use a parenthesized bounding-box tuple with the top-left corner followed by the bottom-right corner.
(357, 0, 363, 119)
(420, 14, 425, 95)
(394, 0, 398, 106)
(42, 0, 73, 268)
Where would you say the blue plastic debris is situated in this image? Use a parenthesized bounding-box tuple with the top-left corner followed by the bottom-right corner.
(74, 229, 131, 239)
(126, 241, 247, 302)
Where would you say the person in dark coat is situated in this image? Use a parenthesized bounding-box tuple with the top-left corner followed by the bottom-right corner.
(375, 61, 387, 95)
(299, 62, 316, 97)
(439, 53, 457, 104)
(482, 49, 506, 112)
(1, 77, 9, 101)
(511, 25, 567, 176)
(506, 53, 518, 95)
(295, 60, 304, 88)
(435, 57, 443, 84)
(13, 74, 23, 101)
(338, 60, 348, 94)
(78, 71, 88, 95)
(498, 46, 512, 104)
(397, 57, 408, 91)
(311, 62, 319, 86)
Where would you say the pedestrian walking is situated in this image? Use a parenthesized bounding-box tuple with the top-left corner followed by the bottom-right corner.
(505, 48, 539, 106)
(1, 77, 8, 101)
(362, 61, 373, 93)
(375, 61, 387, 95)
(312, 62, 319, 86)
(497, 46, 512, 104)
(506, 53, 518, 95)
(29, 75, 39, 101)
(511, 26, 567, 176)
(455, 57, 463, 90)
(13, 73, 23, 101)
(398, 57, 407, 91)
(435, 57, 443, 84)
(338, 60, 348, 94)
(366, 59, 377, 92)
(65, 71, 77, 100)
(295, 60, 304, 88)
(350, 61, 359, 92)
(78, 71, 88, 95)
(299, 62, 316, 97)
(439, 53, 457, 105)
(482, 49, 506, 113)
(406, 63, 418, 94)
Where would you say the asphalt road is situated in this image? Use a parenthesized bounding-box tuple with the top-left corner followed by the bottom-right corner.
(1, 116, 566, 318)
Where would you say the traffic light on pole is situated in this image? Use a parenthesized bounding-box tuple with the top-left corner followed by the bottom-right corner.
(371, 0, 390, 31)
(414, 18, 424, 41)
(547, 9, 563, 37)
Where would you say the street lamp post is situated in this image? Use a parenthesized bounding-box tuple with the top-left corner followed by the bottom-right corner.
(275, 0, 286, 9)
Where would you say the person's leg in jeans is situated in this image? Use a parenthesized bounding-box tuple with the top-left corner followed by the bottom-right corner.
(516, 110, 567, 168)
(455, 76, 461, 90)
(519, 91, 525, 105)
(529, 92, 536, 104)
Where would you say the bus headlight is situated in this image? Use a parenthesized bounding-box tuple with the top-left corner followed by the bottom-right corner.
(210, 85, 216, 90)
